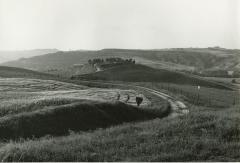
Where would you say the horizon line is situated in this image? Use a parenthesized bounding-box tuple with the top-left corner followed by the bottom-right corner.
(0, 46, 239, 52)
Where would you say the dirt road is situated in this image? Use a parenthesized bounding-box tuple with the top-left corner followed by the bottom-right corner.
(77, 80, 189, 117)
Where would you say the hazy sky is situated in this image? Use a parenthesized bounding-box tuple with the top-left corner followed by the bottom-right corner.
(0, 0, 239, 51)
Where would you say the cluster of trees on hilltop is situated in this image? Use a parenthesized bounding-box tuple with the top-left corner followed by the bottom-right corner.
(88, 57, 135, 65)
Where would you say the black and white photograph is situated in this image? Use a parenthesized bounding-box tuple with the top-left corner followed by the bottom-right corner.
(0, 0, 239, 162)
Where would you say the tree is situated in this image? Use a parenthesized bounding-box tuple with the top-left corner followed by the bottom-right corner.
(88, 59, 92, 65)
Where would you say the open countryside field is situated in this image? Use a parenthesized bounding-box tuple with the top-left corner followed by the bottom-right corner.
(203, 77, 240, 88)
(0, 77, 155, 117)
(133, 82, 239, 108)
(0, 59, 240, 161)
(0, 102, 239, 161)
(75, 64, 231, 90)
(2, 48, 240, 77)
(0, 64, 239, 161)
(0, 77, 171, 140)
(1, 0, 239, 161)
(0, 55, 239, 161)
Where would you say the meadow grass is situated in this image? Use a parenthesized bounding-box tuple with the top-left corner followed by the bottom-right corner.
(0, 77, 170, 141)
(0, 98, 78, 117)
(0, 78, 154, 117)
(134, 82, 239, 108)
(0, 100, 170, 140)
(0, 68, 239, 161)
(0, 104, 239, 162)
(75, 64, 231, 90)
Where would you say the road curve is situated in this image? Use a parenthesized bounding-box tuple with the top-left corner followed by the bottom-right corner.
(77, 80, 189, 117)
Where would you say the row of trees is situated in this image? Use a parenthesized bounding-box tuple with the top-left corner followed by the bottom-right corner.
(88, 57, 135, 65)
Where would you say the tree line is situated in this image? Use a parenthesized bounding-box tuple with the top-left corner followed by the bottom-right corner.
(88, 57, 135, 65)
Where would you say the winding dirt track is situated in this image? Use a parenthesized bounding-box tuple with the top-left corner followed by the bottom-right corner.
(77, 80, 189, 117)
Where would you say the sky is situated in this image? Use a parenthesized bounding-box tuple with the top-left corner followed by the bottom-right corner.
(0, 0, 239, 51)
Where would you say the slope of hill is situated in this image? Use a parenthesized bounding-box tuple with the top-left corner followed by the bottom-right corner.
(0, 56, 9, 63)
(1, 51, 96, 71)
(2, 48, 239, 77)
(0, 66, 55, 79)
(0, 77, 152, 117)
(73, 64, 230, 90)
(0, 104, 239, 161)
(0, 100, 162, 140)
(45, 64, 97, 77)
(0, 76, 168, 140)
(0, 49, 58, 63)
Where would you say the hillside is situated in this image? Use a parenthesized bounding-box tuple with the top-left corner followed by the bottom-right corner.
(73, 64, 230, 90)
(0, 100, 164, 140)
(2, 48, 240, 77)
(0, 49, 58, 63)
(0, 104, 239, 161)
(0, 76, 169, 140)
(0, 66, 55, 79)
(0, 77, 153, 116)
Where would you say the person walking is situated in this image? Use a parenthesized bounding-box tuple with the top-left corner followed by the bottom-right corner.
(136, 94, 143, 107)
(117, 93, 120, 101)
(125, 94, 130, 103)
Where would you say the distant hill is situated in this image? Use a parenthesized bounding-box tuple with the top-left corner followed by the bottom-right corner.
(0, 56, 9, 63)
(2, 47, 240, 77)
(0, 49, 59, 63)
(45, 63, 97, 77)
(73, 64, 230, 89)
(0, 66, 54, 79)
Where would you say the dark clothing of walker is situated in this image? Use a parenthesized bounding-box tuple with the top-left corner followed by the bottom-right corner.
(136, 97, 143, 106)
(126, 94, 130, 102)
(117, 94, 120, 100)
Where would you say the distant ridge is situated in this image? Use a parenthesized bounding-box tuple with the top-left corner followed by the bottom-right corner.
(0, 49, 59, 63)
(1, 48, 239, 77)
(0, 66, 54, 79)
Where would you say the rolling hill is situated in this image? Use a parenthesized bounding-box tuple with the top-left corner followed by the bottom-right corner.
(2, 47, 240, 77)
(73, 64, 231, 90)
(0, 66, 55, 79)
(0, 49, 58, 63)
(0, 73, 168, 140)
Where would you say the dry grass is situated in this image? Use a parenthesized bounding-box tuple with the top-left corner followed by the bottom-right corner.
(134, 82, 239, 107)
(0, 78, 151, 117)
(0, 74, 238, 161)
(0, 77, 170, 140)
(0, 105, 239, 161)
(0, 100, 169, 140)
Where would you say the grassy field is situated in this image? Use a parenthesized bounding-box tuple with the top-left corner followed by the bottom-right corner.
(0, 78, 156, 117)
(0, 104, 239, 161)
(75, 80, 238, 108)
(0, 66, 55, 79)
(0, 100, 170, 140)
(0, 77, 169, 140)
(203, 77, 240, 89)
(133, 82, 239, 108)
(0, 65, 239, 161)
(75, 64, 231, 90)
